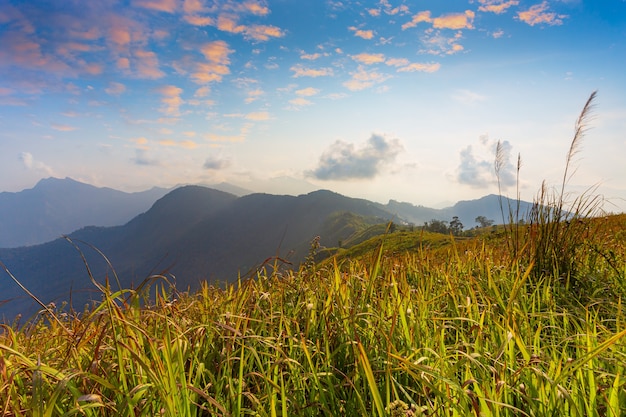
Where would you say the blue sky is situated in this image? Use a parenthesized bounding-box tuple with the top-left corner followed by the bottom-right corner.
(1, 0, 625, 211)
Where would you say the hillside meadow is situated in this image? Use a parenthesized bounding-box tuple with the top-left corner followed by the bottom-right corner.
(0, 211, 625, 416)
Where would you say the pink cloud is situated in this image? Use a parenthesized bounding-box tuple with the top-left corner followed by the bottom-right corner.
(157, 85, 184, 116)
(188, 40, 233, 84)
(349, 26, 375, 40)
(133, 0, 178, 13)
(517, 2, 566, 26)
(402, 11, 431, 30)
(478, 0, 519, 14)
(352, 53, 386, 65)
(396, 62, 441, 73)
(134, 49, 165, 79)
(343, 66, 391, 91)
(432, 10, 475, 30)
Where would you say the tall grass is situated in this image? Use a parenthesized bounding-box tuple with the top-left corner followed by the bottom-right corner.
(1, 221, 625, 415)
(495, 91, 612, 294)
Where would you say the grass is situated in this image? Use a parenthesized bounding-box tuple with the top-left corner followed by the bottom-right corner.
(1, 214, 625, 416)
(1, 91, 625, 416)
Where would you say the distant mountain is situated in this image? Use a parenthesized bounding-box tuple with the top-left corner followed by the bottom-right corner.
(0, 177, 170, 248)
(382, 194, 534, 228)
(0, 185, 535, 321)
(0, 187, 393, 321)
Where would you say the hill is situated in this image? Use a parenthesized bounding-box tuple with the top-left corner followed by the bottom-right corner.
(0, 177, 170, 248)
(0, 187, 393, 320)
(381, 194, 534, 228)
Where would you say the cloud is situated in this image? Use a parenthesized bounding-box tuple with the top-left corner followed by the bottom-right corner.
(433, 10, 475, 29)
(158, 139, 198, 149)
(351, 53, 386, 65)
(420, 31, 466, 55)
(0, 87, 27, 105)
(195, 86, 211, 97)
(402, 10, 475, 30)
(478, 0, 519, 14)
(157, 85, 184, 116)
(132, 148, 162, 166)
(301, 52, 327, 60)
(19, 152, 55, 175)
(290, 65, 334, 78)
(203, 154, 231, 170)
(245, 111, 270, 121)
(190, 40, 232, 84)
(402, 11, 432, 30)
(133, 0, 178, 13)
(455, 136, 516, 189)
(309, 134, 403, 180)
(343, 66, 391, 91)
(396, 62, 441, 73)
(133, 49, 165, 79)
(295, 87, 319, 96)
(517, 2, 566, 26)
(288, 97, 312, 109)
(105, 81, 126, 96)
(245, 88, 264, 103)
(452, 89, 487, 104)
(216, 14, 283, 41)
(51, 123, 78, 131)
(348, 26, 375, 40)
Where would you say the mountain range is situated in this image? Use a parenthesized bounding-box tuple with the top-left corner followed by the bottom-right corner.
(0, 177, 170, 248)
(0, 178, 533, 322)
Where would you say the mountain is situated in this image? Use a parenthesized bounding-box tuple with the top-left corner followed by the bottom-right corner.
(0, 177, 170, 248)
(0, 185, 535, 322)
(382, 194, 534, 228)
(0, 187, 393, 321)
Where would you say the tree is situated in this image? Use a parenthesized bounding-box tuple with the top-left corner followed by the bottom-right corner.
(423, 219, 449, 234)
(475, 216, 495, 228)
(449, 216, 464, 235)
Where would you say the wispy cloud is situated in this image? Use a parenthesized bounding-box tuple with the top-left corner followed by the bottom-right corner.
(287, 97, 312, 110)
(158, 139, 198, 149)
(452, 89, 487, 104)
(349, 26, 375, 40)
(478, 0, 519, 14)
(190, 40, 233, 84)
(245, 88, 264, 104)
(295, 87, 320, 97)
(133, 0, 178, 13)
(51, 123, 78, 131)
(157, 85, 184, 116)
(517, 1, 567, 26)
(402, 10, 475, 30)
(216, 14, 283, 41)
(351, 53, 386, 65)
(343, 66, 391, 91)
(19, 152, 55, 176)
(245, 111, 270, 121)
(309, 134, 403, 180)
(291, 65, 334, 78)
(396, 62, 440, 73)
(105, 81, 126, 96)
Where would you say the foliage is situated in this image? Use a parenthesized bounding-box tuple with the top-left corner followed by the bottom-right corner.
(1, 212, 625, 416)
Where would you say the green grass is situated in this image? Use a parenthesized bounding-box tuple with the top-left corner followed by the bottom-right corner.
(1, 214, 625, 416)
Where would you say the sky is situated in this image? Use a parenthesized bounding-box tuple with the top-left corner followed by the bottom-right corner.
(1, 0, 625, 212)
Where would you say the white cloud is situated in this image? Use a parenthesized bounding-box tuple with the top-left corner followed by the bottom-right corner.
(309, 134, 403, 180)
